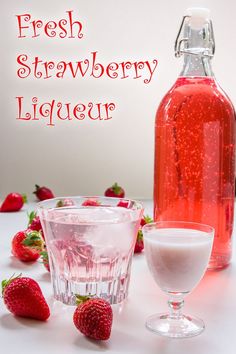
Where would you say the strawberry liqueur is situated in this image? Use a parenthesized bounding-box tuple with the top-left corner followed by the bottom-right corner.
(154, 9, 235, 269)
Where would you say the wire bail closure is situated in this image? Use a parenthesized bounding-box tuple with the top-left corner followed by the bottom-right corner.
(174, 15, 215, 58)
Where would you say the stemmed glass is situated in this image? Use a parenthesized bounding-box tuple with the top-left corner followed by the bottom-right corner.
(142, 221, 214, 338)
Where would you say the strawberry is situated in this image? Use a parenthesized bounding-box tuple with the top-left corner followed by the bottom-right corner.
(134, 215, 153, 254)
(2, 275, 50, 321)
(12, 230, 44, 262)
(56, 198, 75, 207)
(82, 198, 101, 207)
(140, 215, 153, 227)
(28, 211, 45, 240)
(0, 193, 27, 212)
(104, 183, 125, 198)
(41, 250, 50, 272)
(117, 199, 130, 208)
(73, 296, 113, 340)
(33, 184, 54, 201)
(134, 230, 144, 253)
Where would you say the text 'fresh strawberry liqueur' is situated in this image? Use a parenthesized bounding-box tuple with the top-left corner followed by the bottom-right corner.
(154, 8, 235, 269)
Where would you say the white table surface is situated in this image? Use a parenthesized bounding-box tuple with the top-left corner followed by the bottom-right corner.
(0, 201, 236, 354)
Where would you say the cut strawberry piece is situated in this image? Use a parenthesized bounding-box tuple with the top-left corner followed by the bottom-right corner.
(56, 199, 74, 207)
(82, 198, 101, 207)
(117, 200, 129, 208)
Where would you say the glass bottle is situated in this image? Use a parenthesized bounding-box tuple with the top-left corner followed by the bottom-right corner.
(154, 8, 235, 269)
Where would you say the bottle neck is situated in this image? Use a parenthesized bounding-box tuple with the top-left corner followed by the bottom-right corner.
(180, 54, 214, 77)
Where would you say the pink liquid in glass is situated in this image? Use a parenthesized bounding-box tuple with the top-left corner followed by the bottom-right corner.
(154, 77, 235, 269)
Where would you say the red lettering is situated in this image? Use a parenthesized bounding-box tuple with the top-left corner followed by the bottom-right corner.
(106, 63, 119, 79)
(90, 52, 104, 78)
(73, 104, 86, 120)
(120, 61, 132, 79)
(31, 20, 43, 38)
(68, 60, 89, 78)
(32, 57, 43, 79)
(16, 14, 31, 38)
(67, 10, 83, 38)
(16, 96, 31, 120)
(17, 54, 31, 78)
(58, 19, 68, 38)
(44, 21, 57, 37)
(88, 102, 102, 120)
(16, 97, 116, 125)
(104, 103, 116, 120)
(57, 102, 71, 120)
(44, 61, 55, 79)
(39, 101, 55, 126)
(16, 11, 84, 39)
(32, 97, 39, 120)
(133, 62, 145, 79)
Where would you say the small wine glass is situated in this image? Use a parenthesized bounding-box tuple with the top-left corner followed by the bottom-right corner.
(142, 221, 214, 338)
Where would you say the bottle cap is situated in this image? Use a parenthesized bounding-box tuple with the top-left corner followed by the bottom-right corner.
(186, 8, 210, 30)
(175, 8, 215, 58)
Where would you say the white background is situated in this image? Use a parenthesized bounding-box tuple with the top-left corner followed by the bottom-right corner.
(0, 0, 235, 200)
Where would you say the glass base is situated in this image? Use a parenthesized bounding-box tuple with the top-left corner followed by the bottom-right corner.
(145, 313, 205, 338)
(51, 273, 131, 305)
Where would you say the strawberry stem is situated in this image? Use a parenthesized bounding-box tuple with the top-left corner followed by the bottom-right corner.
(144, 215, 153, 224)
(33, 184, 40, 195)
(1, 273, 22, 295)
(40, 250, 49, 262)
(23, 231, 44, 250)
(137, 229, 143, 242)
(22, 194, 28, 204)
(75, 294, 94, 306)
(56, 200, 64, 208)
(112, 182, 121, 195)
(28, 211, 37, 226)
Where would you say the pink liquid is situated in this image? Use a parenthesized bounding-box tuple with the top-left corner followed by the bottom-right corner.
(144, 228, 213, 293)
(154, 77, 235, 269)
(41, 207, 139, 304)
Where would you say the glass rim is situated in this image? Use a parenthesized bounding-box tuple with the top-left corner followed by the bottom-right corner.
(37, 195, 143, 211)
(142, 220, 214, 235)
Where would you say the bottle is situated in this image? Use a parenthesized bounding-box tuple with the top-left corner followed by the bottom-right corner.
(154, 8, 235, 269)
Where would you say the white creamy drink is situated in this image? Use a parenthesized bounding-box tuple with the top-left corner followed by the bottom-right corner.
(144, 228, 213, 293)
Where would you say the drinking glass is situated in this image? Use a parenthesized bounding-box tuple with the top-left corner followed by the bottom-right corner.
(143, 221, 214, 338)
(37, 196, 143, 305)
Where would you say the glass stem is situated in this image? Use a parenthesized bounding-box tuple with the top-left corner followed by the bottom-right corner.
(168, 299, 184, 319)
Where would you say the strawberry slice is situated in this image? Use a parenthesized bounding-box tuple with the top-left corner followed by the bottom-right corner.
(56, 199, 75, 207)
(117, 200, 130, 208)
(82, 198, 101, 207)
